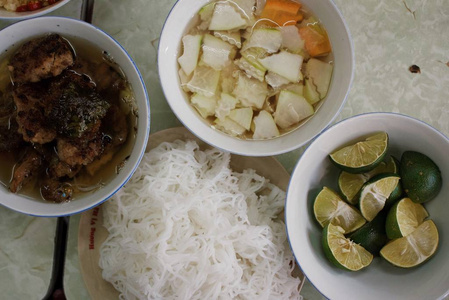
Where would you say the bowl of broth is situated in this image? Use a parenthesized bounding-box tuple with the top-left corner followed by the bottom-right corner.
(0, 17, 150, 217)
(158, 0, 353, 156)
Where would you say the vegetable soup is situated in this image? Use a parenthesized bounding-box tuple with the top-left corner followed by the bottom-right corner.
(177, 0, 333, 140)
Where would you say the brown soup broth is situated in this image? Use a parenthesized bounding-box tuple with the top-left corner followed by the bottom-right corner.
(0, 35, 138, 202)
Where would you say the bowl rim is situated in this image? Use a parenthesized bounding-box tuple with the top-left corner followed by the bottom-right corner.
(0, 16, 150, 217)
(285, 111, 449, 299)
(0, 0, 71, 20)
(157, 0, 355, 156)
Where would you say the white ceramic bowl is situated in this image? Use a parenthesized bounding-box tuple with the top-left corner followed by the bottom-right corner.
(0, 17, 150, 217)
(158, 0, 353, 156)
(286, 113, 449, 300)
(0, 0, 70, 20)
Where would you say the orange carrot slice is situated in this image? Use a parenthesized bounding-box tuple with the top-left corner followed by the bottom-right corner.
(261, 0, 303, 26)
(299, 25, 331, 57)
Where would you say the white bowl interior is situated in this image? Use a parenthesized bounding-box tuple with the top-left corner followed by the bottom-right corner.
(0, 17, 149, 217)
(286, 113, 449, 300)
(158, 0, 353, 156)
(0, 0, 71, 20)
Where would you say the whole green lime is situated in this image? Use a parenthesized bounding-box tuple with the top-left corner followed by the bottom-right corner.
(400, 151, 442, 203)
(349, 211, 388, 256)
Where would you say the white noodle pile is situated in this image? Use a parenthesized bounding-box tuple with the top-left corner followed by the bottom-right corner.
(99, 140, 301, 300)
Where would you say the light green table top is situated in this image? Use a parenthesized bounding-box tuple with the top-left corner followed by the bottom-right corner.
(0, 0, 448, 299)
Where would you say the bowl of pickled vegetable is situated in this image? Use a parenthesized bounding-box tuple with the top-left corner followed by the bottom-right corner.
(159, 0, 353, 156)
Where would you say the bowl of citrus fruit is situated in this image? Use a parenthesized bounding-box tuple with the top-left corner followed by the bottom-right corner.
(286, 112, 449, 300)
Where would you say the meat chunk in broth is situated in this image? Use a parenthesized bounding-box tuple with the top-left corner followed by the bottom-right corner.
(0, 90, 23, 151)
(13, 82, 57, 144)
(49, 160, 82, 179)
(93, 62, 124, 92)
(71, 58, 124, 93)
(56, 125, 106, 167)
(9, 148, 42, 193)
(8, 34, 74, 84)
(0, 117, 23, 152)
(40, 177, 73, 203)
(47, 70, 110, 138)
(102, 105, 128, 147)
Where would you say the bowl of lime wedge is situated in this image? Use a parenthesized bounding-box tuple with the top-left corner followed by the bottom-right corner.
(286, 112, 449, 300)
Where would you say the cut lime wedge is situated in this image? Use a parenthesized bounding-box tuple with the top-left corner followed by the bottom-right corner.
(313, 187, 366, 234)
(322, 223, 373, 271)
(386, 155, 400, 174)
(338, 162, 388, 205)
(380, 220, 439, 268)
(386, 198, 429, 239)
(359, 173, 400, 221)
(329, 132, 388, 174)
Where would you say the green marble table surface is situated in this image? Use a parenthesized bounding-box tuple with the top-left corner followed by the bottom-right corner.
(0, 0, 448, 299)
